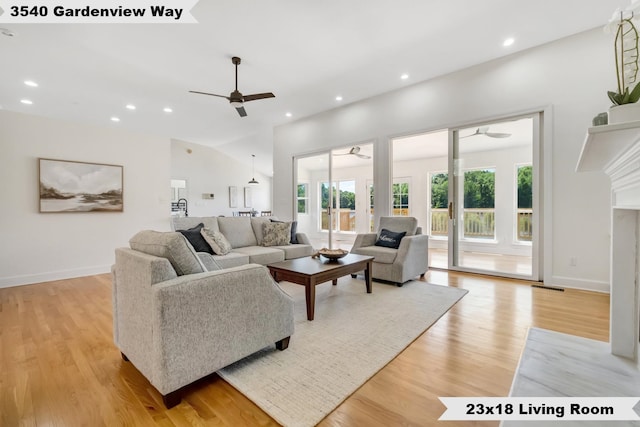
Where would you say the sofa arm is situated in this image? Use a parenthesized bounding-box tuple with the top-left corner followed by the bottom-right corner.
(395, 234, 429, 269)
(295, 232, 311, 245)
(351, 233, 377, 251)
(149, 263, 294, 394)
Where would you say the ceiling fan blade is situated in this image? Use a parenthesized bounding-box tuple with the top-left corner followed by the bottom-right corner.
(333, 153, 350, 156)
(189, 90, 230, 100)
(242, 92, 275, 102)
(355, 154, 372, 159)
(236, 106, 247, 117)
(485, 132, 511, 138)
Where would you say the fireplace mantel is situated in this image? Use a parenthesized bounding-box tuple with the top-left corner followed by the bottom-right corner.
(577, 120, 640, 361)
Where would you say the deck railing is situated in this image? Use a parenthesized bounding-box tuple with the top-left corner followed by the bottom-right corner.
(430, 208, 533, 241)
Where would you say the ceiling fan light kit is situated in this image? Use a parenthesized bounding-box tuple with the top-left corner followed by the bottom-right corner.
(189, 56, 275, 117)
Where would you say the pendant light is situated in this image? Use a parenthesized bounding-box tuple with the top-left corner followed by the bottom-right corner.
(248, 154, 259, 185)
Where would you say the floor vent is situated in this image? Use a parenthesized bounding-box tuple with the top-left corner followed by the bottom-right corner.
(531, 284, 565, 292)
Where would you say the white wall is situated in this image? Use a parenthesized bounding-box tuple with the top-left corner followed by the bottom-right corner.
(0, 110, 171, 287)
(171, 139, 272, 217)
(274, 28, 613, 292)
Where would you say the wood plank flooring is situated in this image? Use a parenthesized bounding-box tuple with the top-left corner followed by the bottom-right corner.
(0, 271, 609, 426)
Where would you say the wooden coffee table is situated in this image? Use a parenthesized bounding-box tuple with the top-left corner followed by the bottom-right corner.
(267, 253, 374, 321)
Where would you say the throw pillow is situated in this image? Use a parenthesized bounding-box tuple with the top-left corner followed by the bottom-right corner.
(374, 228, 406, 249)
(178, 223, 213, 254)
(262, 222, 292, 247)
(200, 228, 232, 255)
(270, 219, 298, 244)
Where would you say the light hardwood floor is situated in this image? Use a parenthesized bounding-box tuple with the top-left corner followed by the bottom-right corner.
(0, 271, 609, 426)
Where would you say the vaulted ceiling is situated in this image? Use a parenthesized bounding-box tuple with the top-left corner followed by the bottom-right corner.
(0, 0, 620, 174)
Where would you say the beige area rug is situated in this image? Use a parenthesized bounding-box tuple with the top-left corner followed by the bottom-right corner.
(218, 277, 468, 427)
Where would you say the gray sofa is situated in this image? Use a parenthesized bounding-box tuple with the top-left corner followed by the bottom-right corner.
(171, 216, 314, 267)
(350, 216, 429, 286)
(112, 230, 295, 408)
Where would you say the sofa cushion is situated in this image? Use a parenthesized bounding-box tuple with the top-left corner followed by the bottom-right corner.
(378, 217, 418, 236)
(197, 253, 222, 271)
(129, 231, 206, 276)
(172, 216, 219, 233)
(217, 217, 258, 248)
(262, 222, 291, 247)
(375, 228, 406, 249)
(212, 251, 250, 269)
(201, 228, 232, 255)
(178, 223, 213, 254)
(233, 246, 285, 265)
(351, 245, 398, 264)
(270, 219, 298, 244)
(273, 244, 314, 260)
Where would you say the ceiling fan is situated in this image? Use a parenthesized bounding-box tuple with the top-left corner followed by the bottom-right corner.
(333, 146, 371, 159)
(189, 56, 275, 117)
(460, 126, 511, 139)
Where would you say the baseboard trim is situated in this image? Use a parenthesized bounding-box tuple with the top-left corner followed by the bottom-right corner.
(0, 265, 111, 289)
(549, 275, 610, 293)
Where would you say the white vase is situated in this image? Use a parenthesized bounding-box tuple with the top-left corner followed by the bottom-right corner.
(608, 103, 640, 124)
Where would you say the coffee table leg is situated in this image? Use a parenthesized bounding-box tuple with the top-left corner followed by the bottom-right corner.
(364, 261, 372, 293)
(305, 282, 315, 321)
(332, 279, 337, 286)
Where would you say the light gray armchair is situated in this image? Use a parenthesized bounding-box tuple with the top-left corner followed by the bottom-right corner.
(350, 217, 429, 286)
(112, 231, 294, 408)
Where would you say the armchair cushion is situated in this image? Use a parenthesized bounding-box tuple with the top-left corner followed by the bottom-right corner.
(375, 228, 406, 249)
(129, 231, 205, 276)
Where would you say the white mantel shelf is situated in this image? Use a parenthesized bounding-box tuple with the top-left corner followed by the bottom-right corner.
(576, 120, 640, 172)
(576, 120, 640, 363)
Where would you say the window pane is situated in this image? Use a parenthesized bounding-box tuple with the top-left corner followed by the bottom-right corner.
(463, 169, 495, 239)
(430, 173, 448, 236)
(392, 182, 409, 216)
(517, 165, 533, 241)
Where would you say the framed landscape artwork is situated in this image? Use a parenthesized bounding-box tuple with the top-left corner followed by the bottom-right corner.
(39, 158, 123, 213)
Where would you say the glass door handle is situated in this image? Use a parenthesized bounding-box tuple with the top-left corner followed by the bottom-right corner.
(448, 202, 453, 219)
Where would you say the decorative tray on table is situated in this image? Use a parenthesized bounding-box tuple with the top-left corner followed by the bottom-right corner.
(312, 248, 349, 261)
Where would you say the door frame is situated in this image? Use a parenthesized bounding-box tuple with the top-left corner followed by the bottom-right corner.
(447, 111, 543, 281)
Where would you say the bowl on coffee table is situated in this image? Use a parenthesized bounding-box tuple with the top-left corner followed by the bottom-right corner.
(316, 248, 348, 261)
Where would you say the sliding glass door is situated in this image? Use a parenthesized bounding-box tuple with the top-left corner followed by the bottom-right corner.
(294, 144, 374, 250)
(448, 114, 540, 280)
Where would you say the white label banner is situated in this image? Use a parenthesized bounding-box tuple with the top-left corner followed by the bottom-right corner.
(0, 0, 199, 23)
(439, 397, 640, 421)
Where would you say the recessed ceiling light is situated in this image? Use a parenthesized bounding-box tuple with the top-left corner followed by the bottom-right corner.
(111, 117, 120, 122)
(126, 104, 136, 110)
(1, 28, 14, 37)
(400, 73, 409, 80)
(285, 112, 292, 117)
(24, 80, 38, 87)
(163, 107, 173, 113)
(335, 95, 343, 101)
(20, 99, 33, 105)
(503, 38, 515, 47)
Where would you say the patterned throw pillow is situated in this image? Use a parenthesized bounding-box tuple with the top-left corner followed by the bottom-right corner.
(200, 228, 232, 255)
(270, 219, 298, 244)
(262, 222, 292, 247)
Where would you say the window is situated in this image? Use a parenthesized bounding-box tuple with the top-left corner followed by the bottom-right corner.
(392, 180, 409, 216)
(463, 168, 495, 239)
(297, 183, 308, 214)
(430, 172, 448, 236)
(516, 165, 533, 242)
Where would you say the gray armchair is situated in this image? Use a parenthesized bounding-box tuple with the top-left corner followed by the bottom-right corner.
(350, 217, 429, 286)
(112, 231, 294, 408)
